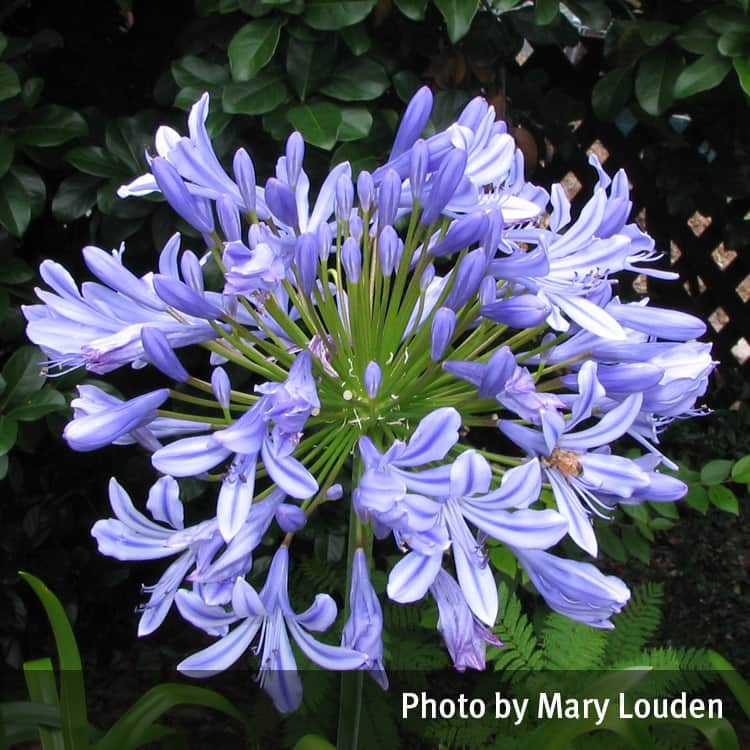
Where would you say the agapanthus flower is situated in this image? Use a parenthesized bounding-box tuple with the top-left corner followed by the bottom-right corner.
(25, 86, 714, 710)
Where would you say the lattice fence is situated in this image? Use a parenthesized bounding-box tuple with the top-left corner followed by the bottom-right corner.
(534, 116, 750, 373)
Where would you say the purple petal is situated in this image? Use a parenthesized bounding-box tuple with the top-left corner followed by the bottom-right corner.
(146, 476, 184, 530)
(387, 552, 442, 603)
(177, 618, 261, 677)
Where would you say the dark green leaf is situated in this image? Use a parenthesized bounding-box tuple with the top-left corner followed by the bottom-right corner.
(52, 173, 99, 222)
(228, 18, 285, 81)
(650, 500, 679, 519)
(12, 164, 46, 217)
(533, 0, 558, 26)
(638, 21, 677, 46)
(223, 73, 289, 115)
(175, 85, 205, 111)
(287, 103, 342, 150)
(597, 526, 627, 563)
(320, 57, 388, 100)
(1, 257, 34, 284)
(0, 415, 18, 455)
(341, 22, 371, 55)
(1, 346, 47, 407)
(65, 146, 123, 179)
(332, 140, 381, 174)
(675, 24, 719, 56)
(718, 30, 750, 57)
(21, 77, 44, 108)
(592, 65, 633, 120)
(286, 36, 337, 100)
(394, 0, 428, 21)
(709, 484, 739, 514)
(622, 525, 651, 563)
(7, 389, 66, 421)
(393, 70, 421, 102)
(635, 49, 681, 116)
(685, 484, 709, 513)
(304, 0, 377, 31)
(649, 517, 674, 531)
(172, 55, 227, 87)
(0, 32, 7, 58)
(434, 0, 480, 42)
(336, 107, 373, 141)
(700, 459, 733, 485)
(731, 455, 750, 483)
(0, 170, 30, 237)
(105, 115, 153, 169)
(0, 62, 20, 102)
(263, 104, 293, 140)
(0, 132, 14, 179)
(19, 572, 88, 750)
(96, 684, 249, 750)
(674, 53, 731, 98)
(16, 106, 88, 147)
(706, 7, 750, 35)
(734, 55, 750, 95)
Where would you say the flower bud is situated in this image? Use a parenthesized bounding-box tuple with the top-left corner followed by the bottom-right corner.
(265, 177, 299, 228)
(152, 157, 214, 235)
(180, 250, 204, 292)
(479, 276, 496, 307)
(444, 249, 486, 310)
(481, 294, 551, 328)
(376, 169, 400, 231)
(421, 148, 467, 226)
(409, 138, 428, 203)
(232, 148, 257, 215)
(378, 226, 402, 275)
(357, 171, 374, 212)
(141, 326, 189, 382)
(430, 211, 488, 258)
(326, 484, 343, 500)
(211, 367, 231, 409)
(294, 232, 318, 295)
(217, 195, 241, 242)
(391, 86, 433, 159)
(285, 132, 304, 188)
(275, 503, 307, 532)
(335, 172, 354, 224)
(431, 307, 456, 361)
(342, 237, 362, 283)
(364, 361, 382, 399)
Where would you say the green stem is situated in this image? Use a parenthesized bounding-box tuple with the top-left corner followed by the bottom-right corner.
(336, 451, 365, 750)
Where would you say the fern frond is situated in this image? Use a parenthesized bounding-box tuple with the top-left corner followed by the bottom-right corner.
(490, 582, 544, 677)
(611, 647, 714, 697)
(603, 583, 664, 664)
(540, 612, 608, 670)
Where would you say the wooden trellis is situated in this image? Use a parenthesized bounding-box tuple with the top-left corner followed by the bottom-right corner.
(535, 118, 750, 372)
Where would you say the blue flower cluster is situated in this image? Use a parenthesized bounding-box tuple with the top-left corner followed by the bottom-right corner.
(24, 88, 714, 712)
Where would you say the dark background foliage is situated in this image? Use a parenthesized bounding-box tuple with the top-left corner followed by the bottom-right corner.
(1, 0, 749, 746)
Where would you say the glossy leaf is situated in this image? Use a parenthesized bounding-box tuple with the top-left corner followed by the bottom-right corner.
(16, 105, 88, 147)
(286, 36, 337, 100)
(65, 146, 123, 179)
(223, 73, 288, 115)
(592, 65, 633, 120)
(0, 61, 20, 101)
(708, 485, 739, 514)
(635, 49, 681, 116)
(303, 0, 377, 31)
(734, 55, 750, 95)
(341, 23, 371, 55)
(0, 415, 18, 455)
(228, 18, 285, 82)
(13, 164, 46, 217)
(731, 455, 750, 483)
(7, 388, 66, 422)
(320, 57, 388, 101)
(0, 134, 14, 180)
(700, 459, 733, 485)
(394, 0, 428, 21)
(675, 23, 718, 56)
(434, 0, 480, 42)
(336, 107, 373, 141)
(638, 21, 677, 46)
(685, 484, 709, 514)
(0, 169, 30, 237)
(287, 103, 342, 150)
(674, 53, 731, 99)
(533, 0, 558, 26)
(52, 173, 99, 222)
(172, 55, 227, 87)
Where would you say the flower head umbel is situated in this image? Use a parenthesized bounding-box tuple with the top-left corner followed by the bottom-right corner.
(26, 88, 713, 708)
